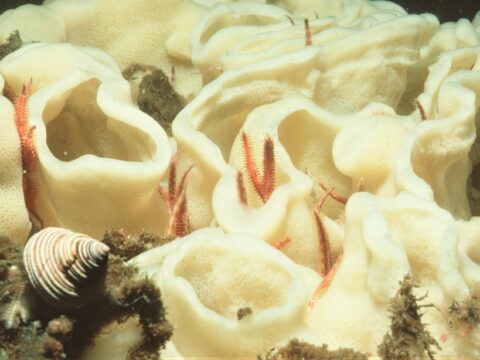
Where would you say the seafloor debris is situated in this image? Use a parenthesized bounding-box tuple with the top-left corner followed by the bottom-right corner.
(0, 236, 30, 330)
(378, 276, 441, 360)
(258, 338, 368, 360)
(122, 63, 184, 136)
(40, 315, 74, 359)
(0, 232, 172, 359)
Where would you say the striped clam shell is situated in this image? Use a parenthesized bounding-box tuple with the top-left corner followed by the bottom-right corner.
(23, 227, 109, 309)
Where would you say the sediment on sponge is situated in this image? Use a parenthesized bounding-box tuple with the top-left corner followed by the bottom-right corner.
(258, 338, 368, 360)
(122, 63, 184, 136)
(378, 275, 441, 360)
(0, 30, 22, 61)
(0, 235, 173, 359)
(237, 307, 253, 320)
(448, 294, 480, 337)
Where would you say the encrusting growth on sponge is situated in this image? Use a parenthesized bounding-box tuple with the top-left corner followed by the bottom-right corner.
(447, 294, 480, 339)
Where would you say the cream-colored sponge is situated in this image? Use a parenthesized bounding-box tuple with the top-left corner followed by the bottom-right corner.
(0, 76, 31, 244)
(308, 191, 480, 357)
(44, 0, 210, 99)
(0, 4, 65, 43)
(132, 228, 315, 358)
(0, 43, 171, 238)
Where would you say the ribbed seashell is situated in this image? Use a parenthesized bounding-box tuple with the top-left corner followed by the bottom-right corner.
(23, 227, 109, 309)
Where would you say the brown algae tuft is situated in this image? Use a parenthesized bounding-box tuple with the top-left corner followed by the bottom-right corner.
(258, 338, 368, 360)
(378, 275, 441, 360)
(103, 228, 174, 261)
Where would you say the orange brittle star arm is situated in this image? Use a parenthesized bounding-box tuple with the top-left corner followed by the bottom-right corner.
(308, 253, 343, 310)
(240, 132, 276, 204)
(11, 79, 43, 228)
(157, 154, 195, 237)
(313, 209, 332, 276)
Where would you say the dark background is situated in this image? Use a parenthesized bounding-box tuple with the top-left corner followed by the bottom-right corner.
(0, 0, 479, 23)
(0, 0, 41, 13)
(397, 0, 479, 22)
